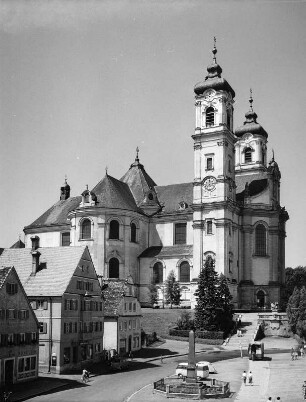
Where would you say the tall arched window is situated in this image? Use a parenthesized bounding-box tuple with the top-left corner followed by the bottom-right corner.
(244, 148, 253, 163)
(81, 219, 91, 239)
(109, 220, 119, 239)
(255, 224, 267, 256)
(109, 258, 119, 278)
(257, 290, 265, 307)
(179, 261, 190, 282)
(153, 262, 163, 284)
(130, 222, 137, 243)
(206, 107, 215, 127)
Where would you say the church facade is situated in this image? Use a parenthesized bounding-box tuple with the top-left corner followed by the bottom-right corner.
(23, 45, 289, 309)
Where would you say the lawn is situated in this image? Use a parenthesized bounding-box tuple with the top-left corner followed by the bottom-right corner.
(142, 308, 194, 337)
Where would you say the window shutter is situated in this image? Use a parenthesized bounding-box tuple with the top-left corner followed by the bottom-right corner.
(43, 301, 48, 310)
(43, 323, 47, 333)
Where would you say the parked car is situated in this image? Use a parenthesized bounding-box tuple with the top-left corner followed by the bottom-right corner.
(176, 361, 213, 380)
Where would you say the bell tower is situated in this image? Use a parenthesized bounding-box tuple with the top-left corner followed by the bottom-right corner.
(192, 39, 238, 282)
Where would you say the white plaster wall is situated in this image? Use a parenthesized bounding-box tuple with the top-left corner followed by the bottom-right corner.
(103, 320, 118, 350)
(25, 231, 61, 248)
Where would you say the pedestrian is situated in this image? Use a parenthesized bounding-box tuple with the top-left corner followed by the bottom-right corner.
(242, 370, 247, 385)
(160, 354, 163, 364)
(81, 369, 89, 383)
(294, 349, 298, 360)
(300, 346, 304, 358)
(291, 348, 295, 361)
(238, 313, 242, 327)
(129, 351, 133, 360)
(247, 370, 253, 386)
(266, 398, 272, 402)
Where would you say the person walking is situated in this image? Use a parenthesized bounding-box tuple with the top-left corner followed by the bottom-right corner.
(276, 397, 281, 401)
(242, 370, 247, 386)
(266, 398, 272, 402)
(81, 369, 89, 383)
(247, 370, 253, 386)
(291, 348, 295, 361)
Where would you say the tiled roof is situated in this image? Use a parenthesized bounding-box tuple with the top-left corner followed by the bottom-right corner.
(0, 246, 88, 296)
(0, 266, 12, 290)
(92, 175, 141, 213)
(10, 239, 25, 249)
(155, 182, 193, 214)
(235, 172, 268, 195)
(120, 161, 157, 206)
(24, 197, 81, 229)
(139, 245, 193, 259)
(103, 280, 128, 316)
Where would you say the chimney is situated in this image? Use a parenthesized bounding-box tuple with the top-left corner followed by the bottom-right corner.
(30, 236, 40, 275)
(30, 236, 40, 251)
(31, 250, 41, 275)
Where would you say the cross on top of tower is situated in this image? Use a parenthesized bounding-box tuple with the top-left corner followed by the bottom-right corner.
(249, 88, 254, 112)
(212, 36, 217, 63)
(135, 146, 139, 163)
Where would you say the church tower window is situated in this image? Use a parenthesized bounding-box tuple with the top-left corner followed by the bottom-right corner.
(109, 258, 119, 278)
(255, 224, 267, 256)
(174, 223, 187, 245)
(244, 148, 253, 163)
(206, 220, 213, 235)
(205, 107, 215, 127)
(109, 220, 119, 240)
(179, 261, 190, 282)
(81, 219, 91, 240)
(130, 222, 137, 243)
(153, 262, 163, 284)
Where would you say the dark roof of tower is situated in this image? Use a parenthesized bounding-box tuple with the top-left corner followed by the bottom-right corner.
(155, 182, 193, 214)
(194, 42, 235, 98)
(92, 174, 141, 213)
(236, 173, 268, 201)
(235, 93, 268, 138)
(10, 239, 25, 249)
(24, 197, 81, 230)
(120, 156, 157, 206)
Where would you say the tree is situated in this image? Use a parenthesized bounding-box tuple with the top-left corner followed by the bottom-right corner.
(177, 310, 194, 331)
(286, 286, 301, 334)
(287, 285, 306, 338)
(217, 274, 233, 332)
(194, 256, 233, 333)
(194, 256, 220, 331)
(284, 266, 306, 304)
(149, 283, 159, 306)
(164, 270, 181, 308)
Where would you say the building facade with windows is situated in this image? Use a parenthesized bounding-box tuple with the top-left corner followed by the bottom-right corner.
(0, 242, 103, 374)
(22, 45, 288, 310)
(103, 279, 142, 355)
(0, 267, 39, 388)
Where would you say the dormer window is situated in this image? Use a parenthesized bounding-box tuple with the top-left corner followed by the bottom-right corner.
(206, 107, 215, 127)
(148, 192, 154, 201)
(244, 147, 253, 163)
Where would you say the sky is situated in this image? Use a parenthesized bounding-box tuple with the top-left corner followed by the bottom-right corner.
(0, 0, 306, 267)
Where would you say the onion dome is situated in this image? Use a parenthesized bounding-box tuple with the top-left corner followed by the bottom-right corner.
(60, 176, 70, 200)
(194, 38, 235, 98)
(235, 90, 268, 138)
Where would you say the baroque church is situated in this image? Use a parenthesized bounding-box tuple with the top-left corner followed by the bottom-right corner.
(23, 44, 289, 309)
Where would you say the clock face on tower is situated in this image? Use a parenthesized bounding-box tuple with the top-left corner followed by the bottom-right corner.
(203, 176, 217, 192)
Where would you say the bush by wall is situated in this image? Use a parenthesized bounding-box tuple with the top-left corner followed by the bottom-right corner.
(169, 328, 224, 339)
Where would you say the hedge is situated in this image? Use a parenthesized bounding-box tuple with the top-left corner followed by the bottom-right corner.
(169, 328, 224, 339)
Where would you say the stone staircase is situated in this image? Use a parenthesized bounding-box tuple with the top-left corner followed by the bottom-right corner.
(224, 313, 260, 350)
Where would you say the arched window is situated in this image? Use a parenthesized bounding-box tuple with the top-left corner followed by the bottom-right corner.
(255, 224, 267, 256)
(257, 290, 265, 308)
(244, 148, 253, 163)
(109, 220, 119, 239)
(179, 261, 190, 282)
(109, 258, 119, 278)
(153, 262, 163, 284)
(206, 107, 215, 127)
(130, 222, 137, 243)
(227, 111, 231, 129)
(81, 219, 91, 239)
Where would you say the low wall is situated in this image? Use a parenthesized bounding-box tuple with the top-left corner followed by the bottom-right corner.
(258, 312, 292, 337)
